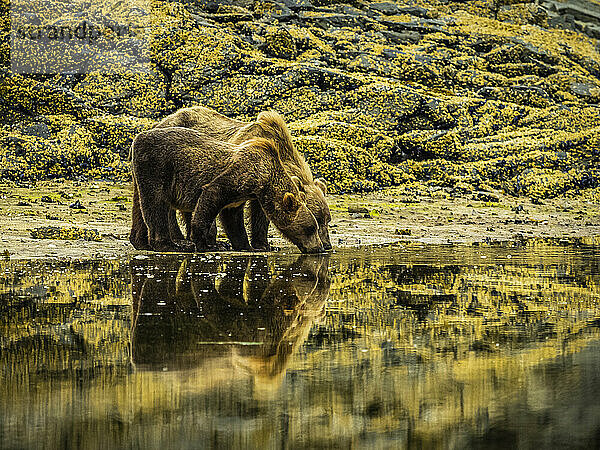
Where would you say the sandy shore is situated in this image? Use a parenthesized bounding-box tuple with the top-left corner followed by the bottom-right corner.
(0, 180, 598, 259)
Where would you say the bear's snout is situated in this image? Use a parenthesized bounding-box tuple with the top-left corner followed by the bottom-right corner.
(300, 244, 326, 254)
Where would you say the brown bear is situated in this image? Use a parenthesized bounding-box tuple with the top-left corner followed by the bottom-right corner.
(138, 107, 331, 252)
(130, 126, 325, 254)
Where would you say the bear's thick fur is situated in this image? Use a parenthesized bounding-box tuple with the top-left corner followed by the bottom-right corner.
(148, 107, 331, 252)
(130, 127, 325, 254)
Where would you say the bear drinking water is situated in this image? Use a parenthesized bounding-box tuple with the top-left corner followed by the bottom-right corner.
(130, 127, 325, 254)
(143, 107, 331, 252)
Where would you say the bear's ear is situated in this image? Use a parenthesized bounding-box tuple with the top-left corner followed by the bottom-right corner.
(315, 178, 328, 195)
(282, 192, 299, 212)
(290, 176, 305, 192)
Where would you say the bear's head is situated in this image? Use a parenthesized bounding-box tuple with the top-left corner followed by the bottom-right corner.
(274, 191, 324, 254)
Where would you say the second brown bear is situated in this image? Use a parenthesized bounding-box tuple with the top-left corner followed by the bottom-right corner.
(151, 107, 332, 252)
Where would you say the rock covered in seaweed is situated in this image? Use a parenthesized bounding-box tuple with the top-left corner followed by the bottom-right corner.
(0, 0, 599, 198)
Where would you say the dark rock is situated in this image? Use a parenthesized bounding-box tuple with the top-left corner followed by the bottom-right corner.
(473, 191, 500, 203)
(381, 19, 448, 34)
(571, 82, 599, 97)
(398, 6, 432, 18)
(332, 4, 367, 16)
(350, 54, 393, 76)
(300, 12, 378, 30)
(261, 2, 296, 21)
(369, 2, 402, 15)
(69, 200, 85, 210)
(382, 30, 421, 44)
(382, 48, 404, 59)
(279, 0, 313, 11)
(545, 0, 600, 23)
(22, 122, 50, 139)
(204, 12, 254, 22)
(282, 65, 363, 91)
(487, 41, 558, 66)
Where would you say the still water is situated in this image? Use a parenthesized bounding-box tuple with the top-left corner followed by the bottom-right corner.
(1, 240, 600, 449)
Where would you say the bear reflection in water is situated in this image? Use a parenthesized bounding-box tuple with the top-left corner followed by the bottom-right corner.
(130, 254, 330, 385)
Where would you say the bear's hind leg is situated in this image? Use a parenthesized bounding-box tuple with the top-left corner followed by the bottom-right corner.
(130, 181, 151, 250)
(138, 187, 192, 252)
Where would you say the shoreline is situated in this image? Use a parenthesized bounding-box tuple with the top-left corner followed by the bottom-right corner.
(1, 180, 599, 259)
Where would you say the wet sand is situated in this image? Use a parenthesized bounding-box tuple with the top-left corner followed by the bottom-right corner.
(0, 180, 599, 259)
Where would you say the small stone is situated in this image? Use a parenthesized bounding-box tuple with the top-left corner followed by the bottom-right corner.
(22, 122, 50, 139)
(69, 200, 85, 209)
(348, 206, 370, 214)
(571, 82, 597, 96)
(473, 191, 500, 203)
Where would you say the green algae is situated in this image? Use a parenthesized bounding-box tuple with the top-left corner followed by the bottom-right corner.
(30, 226, 102, 241)
(0, 0, 599, 198)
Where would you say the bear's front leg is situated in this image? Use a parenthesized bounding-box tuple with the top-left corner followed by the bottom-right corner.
(182, 212, 219, 248)
(220, 206, 254, 251)
(190, 182, 239, 252)
(249, 199, 271, 251)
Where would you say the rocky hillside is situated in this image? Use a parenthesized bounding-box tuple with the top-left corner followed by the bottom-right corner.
(1, 0, 600, 199)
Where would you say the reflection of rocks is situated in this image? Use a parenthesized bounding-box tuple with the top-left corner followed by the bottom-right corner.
(3, 247, 600, 448)
(0, 260, 131, 379)
(130, 254, 330, 384)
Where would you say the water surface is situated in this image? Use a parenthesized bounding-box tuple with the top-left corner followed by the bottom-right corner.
(2, 240, 600, 449)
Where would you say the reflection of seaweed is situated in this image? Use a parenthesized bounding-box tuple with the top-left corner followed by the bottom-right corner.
(378, 264, 461, 321)
(381, 264, 461, 285)
(3, 245, 600, 448)
(391, 290, 456, 321)
(130, 254, 330, 383)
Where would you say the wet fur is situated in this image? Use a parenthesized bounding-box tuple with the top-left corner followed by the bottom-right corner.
(130, 128, 324, 253)
(142, 107, 332, 251)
